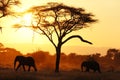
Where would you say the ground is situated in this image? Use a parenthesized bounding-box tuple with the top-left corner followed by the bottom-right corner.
(0, 69, 120, 80)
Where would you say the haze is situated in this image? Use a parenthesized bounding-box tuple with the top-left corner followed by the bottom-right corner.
(0, 0, 120, 55)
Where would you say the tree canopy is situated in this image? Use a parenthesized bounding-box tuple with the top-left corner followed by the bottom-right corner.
(29, 2, 97, 46)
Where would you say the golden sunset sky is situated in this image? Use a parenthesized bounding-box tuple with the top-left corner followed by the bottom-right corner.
(0, 0, 120, 55)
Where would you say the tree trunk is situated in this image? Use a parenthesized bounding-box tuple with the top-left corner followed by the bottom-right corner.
(55, 46, 61, 72)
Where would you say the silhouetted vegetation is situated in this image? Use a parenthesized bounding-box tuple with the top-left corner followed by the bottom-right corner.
(1, 43, 120, 72)
(0, 43, 22, 69)
(30, 49, 120, 72)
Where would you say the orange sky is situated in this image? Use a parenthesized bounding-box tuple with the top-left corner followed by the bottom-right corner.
(0, 0, 120, 55)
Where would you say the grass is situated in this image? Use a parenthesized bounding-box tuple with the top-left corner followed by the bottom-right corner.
(0, 69, 120, 80)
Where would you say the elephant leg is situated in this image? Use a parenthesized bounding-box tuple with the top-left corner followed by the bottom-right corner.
(33, 65, 37, 71)
(85, 67, 87, 72)
(93, 69, 96, 72)
(28, 66, 31, 71)
(22, 65, 26, 71)
(16, 64, 21, 71)
(93, 68, 101, 73)
(98, 68, 101, 73)
(81, 68, 83, 72)
(85, 67, 89, 72)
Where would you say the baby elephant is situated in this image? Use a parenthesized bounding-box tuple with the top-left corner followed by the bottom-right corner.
(81, 60, 101, 73)
(14, 56, 37, 71)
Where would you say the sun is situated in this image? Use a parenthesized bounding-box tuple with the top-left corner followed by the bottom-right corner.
(22, 13, 32, 26)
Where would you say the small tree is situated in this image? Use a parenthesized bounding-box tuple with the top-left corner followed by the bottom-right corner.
(0, 0, 20, 32)
(0, 0, 20, 18)
(106, 48, 119, 60)
(18, 2, 97, 72)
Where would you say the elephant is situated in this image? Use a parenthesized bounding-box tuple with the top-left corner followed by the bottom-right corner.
(14, 56, 37, 71)
(81, 60, 101, 73)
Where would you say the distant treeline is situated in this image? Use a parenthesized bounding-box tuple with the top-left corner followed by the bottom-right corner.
(0, 43, 120, 72)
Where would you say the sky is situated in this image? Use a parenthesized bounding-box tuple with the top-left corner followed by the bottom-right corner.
(0, 0, 120, 55)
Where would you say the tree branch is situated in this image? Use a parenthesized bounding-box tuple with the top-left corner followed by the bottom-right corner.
(62, 35, 93, 45)
(37, 25, 57, 48)
(6, 0, 11, 6)
(54, 10, 61, 37)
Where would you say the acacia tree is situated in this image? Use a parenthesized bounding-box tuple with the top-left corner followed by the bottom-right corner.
(28, 2, 97, 72)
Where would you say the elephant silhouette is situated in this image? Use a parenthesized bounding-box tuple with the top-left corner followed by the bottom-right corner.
(81, 60, 101, 73)
(14, 56, 37, 71)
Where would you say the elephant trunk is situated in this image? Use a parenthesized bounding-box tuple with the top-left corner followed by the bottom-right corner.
(14, 57, 17, 70)
(81, 65, 84, 72)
